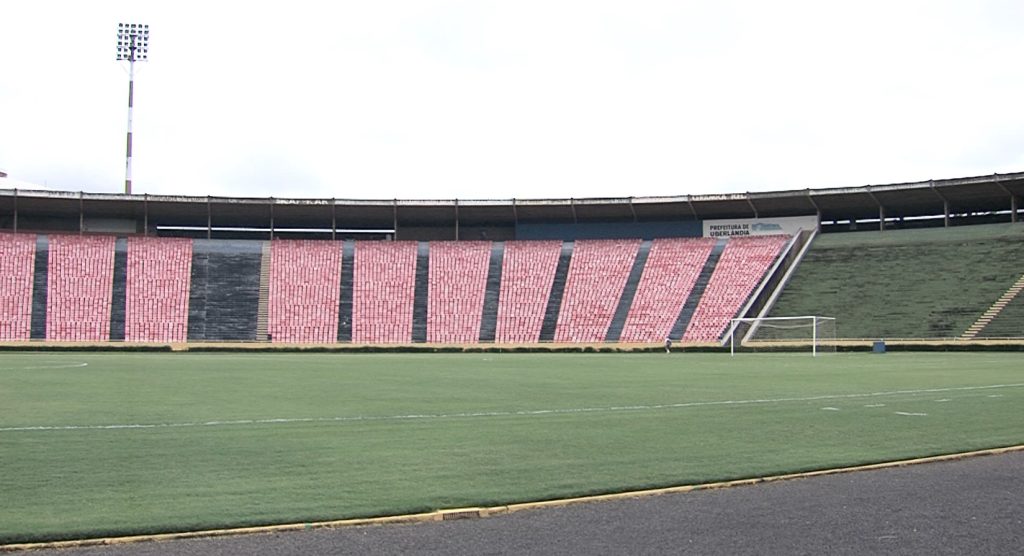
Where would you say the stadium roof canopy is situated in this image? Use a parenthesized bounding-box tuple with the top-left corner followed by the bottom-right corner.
(1, 171, 1022, 238)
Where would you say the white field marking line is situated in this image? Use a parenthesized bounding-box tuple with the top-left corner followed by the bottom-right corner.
(0, 362, 89, 371)
(2, 382, 1022, 434)
(894, 412, 928, 416)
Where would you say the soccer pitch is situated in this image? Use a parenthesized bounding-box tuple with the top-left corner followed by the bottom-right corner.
(1, 351, 1022, 544)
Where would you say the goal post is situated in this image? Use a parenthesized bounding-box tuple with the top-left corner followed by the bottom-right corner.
(727, 316, 837, 356)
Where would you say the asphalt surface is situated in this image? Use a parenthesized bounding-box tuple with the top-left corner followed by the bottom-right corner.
(14, 450, 1024, 555)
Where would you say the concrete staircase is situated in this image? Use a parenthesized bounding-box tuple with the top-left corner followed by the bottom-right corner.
(256, 241, 271, 342)
(960, 272, 1024, 339)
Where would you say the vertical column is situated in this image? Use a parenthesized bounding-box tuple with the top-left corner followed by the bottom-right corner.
(125, 62, 135, 194)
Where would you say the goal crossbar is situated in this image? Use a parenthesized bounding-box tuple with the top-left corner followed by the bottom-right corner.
(728, 316, 836, 356)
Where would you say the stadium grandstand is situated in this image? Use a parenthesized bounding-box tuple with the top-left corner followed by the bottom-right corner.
(0, 171, 1022, 347)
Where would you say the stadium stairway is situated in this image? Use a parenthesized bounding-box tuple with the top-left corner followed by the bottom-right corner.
(668, 237, 727, 341)
(539, 241, 574, 342)
(256, 241, 271, 342)
(337, 240, 355, 342)
(29, 235, 48, 340)
(412, 242, 430, 343)
(478, 241, 504, 342)
(604, 239, 652, 342)
(109, 237, 128, 341)
(188, 240, 262, 342)
(961, 272, 1024, 339)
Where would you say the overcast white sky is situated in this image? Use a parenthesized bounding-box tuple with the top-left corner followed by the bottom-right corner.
(2, 0, 1023, 200)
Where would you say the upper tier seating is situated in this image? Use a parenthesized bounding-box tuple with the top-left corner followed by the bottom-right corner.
(427, 241, 491, 343)
(125, 237, 193, 343)
(46, 235, 116, 341)
(554, 239, 640, 343)
(0, 233, 36, 341)
(683, 235, 788, 342)
(494, 241, 562, 344)
(352, 241, 417, 343)
(618, 237, 716, 343)
(268, 240, 342, 343)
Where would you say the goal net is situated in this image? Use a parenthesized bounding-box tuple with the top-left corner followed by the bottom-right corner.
(727, 316, 837, 356)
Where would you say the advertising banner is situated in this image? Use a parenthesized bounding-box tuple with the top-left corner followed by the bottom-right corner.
(703, 215, 817, 238)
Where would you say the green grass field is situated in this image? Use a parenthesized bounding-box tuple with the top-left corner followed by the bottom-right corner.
(1, 351, 1022, 544)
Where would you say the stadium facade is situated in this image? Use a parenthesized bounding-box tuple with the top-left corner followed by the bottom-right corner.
(0, 171, 1021, 347)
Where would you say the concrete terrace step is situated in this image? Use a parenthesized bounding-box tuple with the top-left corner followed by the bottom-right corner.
(960, 272, 1024, 340)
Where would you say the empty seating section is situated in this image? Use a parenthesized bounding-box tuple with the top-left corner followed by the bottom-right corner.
(125, 238, 192, 342)
(0, 234, 794, 344)
(555, 239, 640, 343)
(427, 241, 490, 343)
(618, 238, 715, 343)
(46, 235, 116, 341)
(0, 233, 36, 340)
(683, 235, 788, 342)
(269, 240, 342, 343)
(494, 241, 562, 343)
(352, 241, 417, 343)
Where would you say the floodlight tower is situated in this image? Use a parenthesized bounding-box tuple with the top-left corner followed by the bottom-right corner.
(116, 23, 149, 195)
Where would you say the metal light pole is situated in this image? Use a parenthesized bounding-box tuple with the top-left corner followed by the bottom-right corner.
(116, 23, 149, 195)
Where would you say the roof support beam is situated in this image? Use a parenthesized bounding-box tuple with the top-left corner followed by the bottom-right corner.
(206, 197, 211, 239)
(929, 182, 950, 227)
(628, 197, 637, 222)
(570, 198, 578, 224)
(805, 190, 822, 229)
(269, 198, 275, 240)
(79, 191, 84, 235)
(993, 176, 1018, 223)
(746, 194, 759, 219)
(331, 199, 336, 240)
(12, 188, 17, 233)
(143, 194, 149, 236)
(687, 196, 698, 219)
(454, 199, 460, 240)
(392, 199, 398, 240)
(865, 187, 884, 231)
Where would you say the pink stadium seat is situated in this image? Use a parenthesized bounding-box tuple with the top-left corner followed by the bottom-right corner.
(46, 235, 116, 342)
(554, 239, 640, 343)
(0, 233, 36, 341)
(125, 237, 193, 343)
(494, 241, 562, 343)
(426, 241, 490, 343)
(618, 237, 716, 343)
(683, 235, 789, 342)
(351, 241, 417, 343)
(268, 240, 342, 343)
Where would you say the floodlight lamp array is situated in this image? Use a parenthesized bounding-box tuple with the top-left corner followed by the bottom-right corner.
(116, 23, 150, 61)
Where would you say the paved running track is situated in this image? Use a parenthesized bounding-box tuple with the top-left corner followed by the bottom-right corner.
(13, 450, 1024, 555)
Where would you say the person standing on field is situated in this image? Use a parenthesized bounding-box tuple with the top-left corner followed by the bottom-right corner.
(664, 337, 672, 353)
